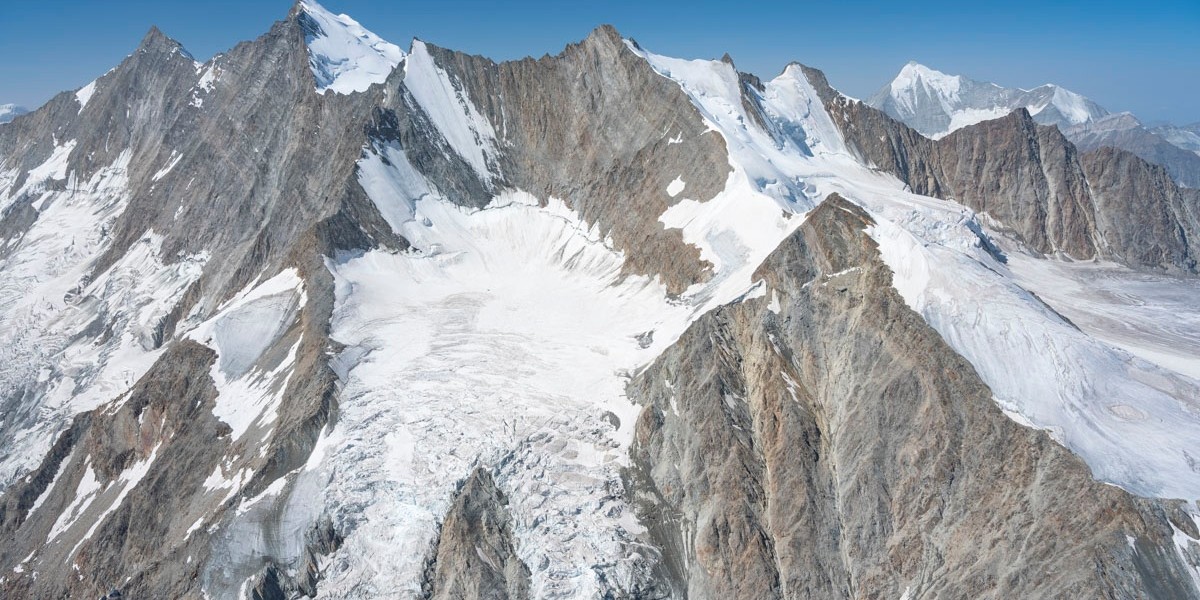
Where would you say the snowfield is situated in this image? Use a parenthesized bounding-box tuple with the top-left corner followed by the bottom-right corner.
(2, 8, 1199, 597)
(628, 43, 1200, 502)
(299, 134, 812, 595)
(0, 147, 207, 491)
(225, 34, 1200, 598)
(299, 0, 405, 95)
(878, 61, 1107, 138)
(226, 31, 1200, 599)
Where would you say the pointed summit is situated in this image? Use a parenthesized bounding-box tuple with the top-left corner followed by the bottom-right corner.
(577, 24, 624, 54)
(296, 0, 404, 94)
(868, 62, 1107, 138)
(137, 25, 191, 57)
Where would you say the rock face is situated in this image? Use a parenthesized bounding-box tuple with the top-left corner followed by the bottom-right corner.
(419, 26, 730, 294)
(0, 341, 224, 599)
(808, 66, 1199, 271)
(424, 469, 531, 600)
(1081, 146, 1200, 271)
(1065, 113, 1200, 189)
(627, 195, 1199, 599)
(0, 3, 1198, 599)
(867, 62, 1200, 189)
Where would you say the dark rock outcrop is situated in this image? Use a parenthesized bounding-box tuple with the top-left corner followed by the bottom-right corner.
(0, 341, 224, 600)
(424, 469, 531, 600)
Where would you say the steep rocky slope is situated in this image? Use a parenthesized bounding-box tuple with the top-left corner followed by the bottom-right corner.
(627, 195, 1198, 599)
(868, 62, 1200, 189)
(1067, 113, 1200, 188)
(0, 2, 1197, 598)
(808, 66, 1199, 271)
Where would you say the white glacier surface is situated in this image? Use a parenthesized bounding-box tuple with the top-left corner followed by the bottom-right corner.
(0, 147, 206, 492)
(632, 42, 1200, 501)
(253, 39, 1200, 599)
(299, 0, 405, 95)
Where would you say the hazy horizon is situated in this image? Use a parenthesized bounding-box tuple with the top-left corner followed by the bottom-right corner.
(1, 0, 1197, 124)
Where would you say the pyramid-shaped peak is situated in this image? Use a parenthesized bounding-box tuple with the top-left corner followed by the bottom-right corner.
(137, 25, 191, 57)
(579, 24, 625, 51)
(295, 0, 405, 95)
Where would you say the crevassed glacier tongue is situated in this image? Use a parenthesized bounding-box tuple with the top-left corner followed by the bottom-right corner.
(306, 189, 685, 597)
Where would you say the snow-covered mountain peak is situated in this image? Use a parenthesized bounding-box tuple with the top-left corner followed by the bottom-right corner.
(891, 62, 964, 106)
(1032, 84, 1105, 125)
(870, 62, 1109, 139)
(3, 14, 1200, 597)
(297, 0, 405, 95)
(0, 103, 27, 124)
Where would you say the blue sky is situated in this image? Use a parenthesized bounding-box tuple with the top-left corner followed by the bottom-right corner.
(2, 0, 1197, 124)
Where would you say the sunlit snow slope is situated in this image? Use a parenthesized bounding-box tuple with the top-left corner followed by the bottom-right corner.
(298, 0, 404, 95)
(289, 120, 808, 595)
(254, 37, 1200, 598)
(2, 9, 1199, 596)
(627, 43, 1200, 502)
(870, 62, 1108, 139)
(0, 145, 207, 488)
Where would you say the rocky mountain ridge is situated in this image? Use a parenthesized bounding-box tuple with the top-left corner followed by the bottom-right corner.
(0, 2, 1197, 598)
(869, 62, 1200, 188)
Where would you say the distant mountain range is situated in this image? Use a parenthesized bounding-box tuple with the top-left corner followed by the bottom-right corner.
(869, 62, 1200, 187)
(0, 104, 28, 124)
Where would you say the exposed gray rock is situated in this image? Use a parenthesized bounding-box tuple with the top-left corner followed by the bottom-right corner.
(1081, 145, 1200, 271)
(0, 5, 1197, 599)
(0, 10, 734, 596)
(626, 194, 1200, 599)
(423, 27, 731, 295)
(0, 341, 224, 599)
(804, 65, 1199, 272)
(424, 468, 531, 600)
(935, 109, 1101, 258)
(866, 63, 1200, 190)
(1066, 113, 1200, 189)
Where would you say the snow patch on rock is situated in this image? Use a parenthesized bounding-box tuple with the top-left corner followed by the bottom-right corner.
(75, 81, 97, 113)
(188, 269, 306, 440)
(0, 149, 206, 491)
(405, 40, 499, 179)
